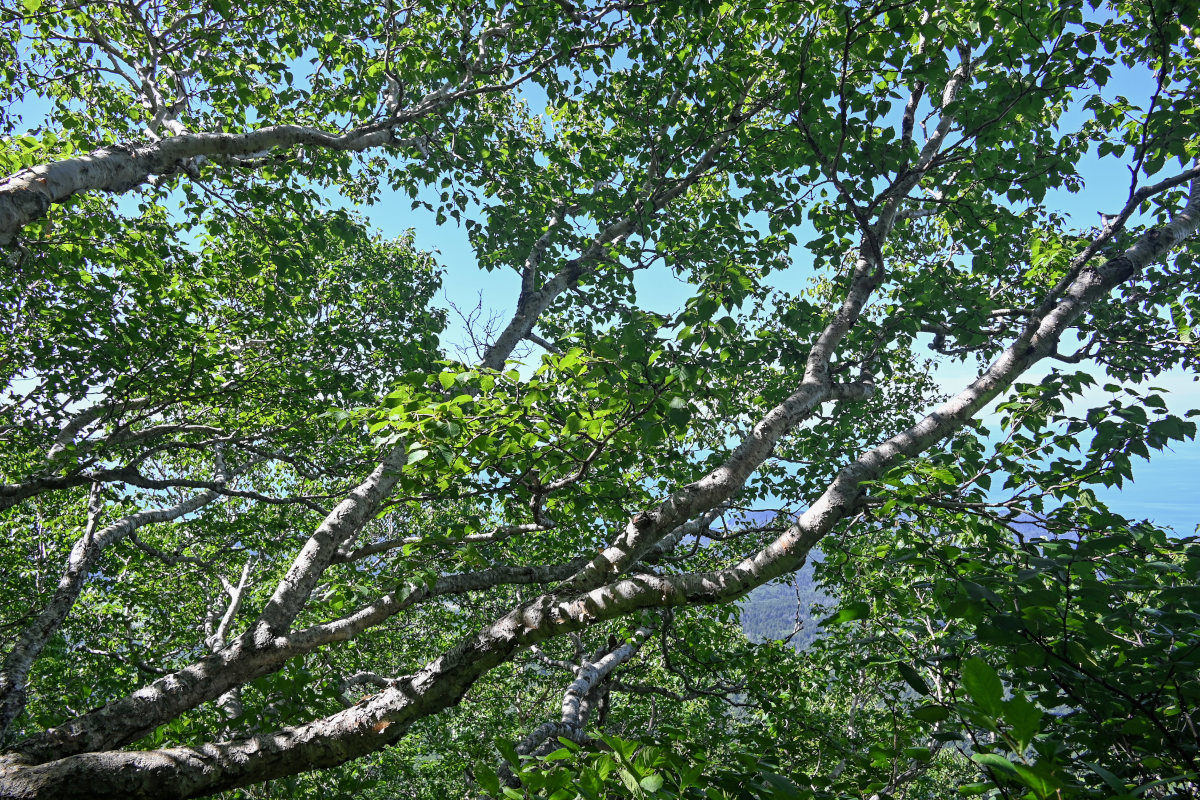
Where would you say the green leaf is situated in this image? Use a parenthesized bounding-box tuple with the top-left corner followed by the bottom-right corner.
(1012, 763, 1058, 797)
(897, 663, 931, 695)
(821, 601, 870, 626)
(496, 738, 520, 766)
(476, 764, 503, 796)
(618, 768, 640, 794)
(1082, 760, 1126, 793)
(761, 772, 804, 799)
(959, 782, 992, 796)
(640, 773, 665, 792)
(912, 705, 951, 723)
(1003, 694, 1042, 748)
(972, 752, 1017, 774)
(962, 657, 1004, 716)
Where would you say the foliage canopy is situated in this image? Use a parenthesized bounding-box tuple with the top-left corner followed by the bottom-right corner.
(1, 0, 1198, 798)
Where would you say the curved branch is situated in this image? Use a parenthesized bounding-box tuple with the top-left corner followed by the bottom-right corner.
(0, 122, 423, 246)
(479, 87, 768, 371)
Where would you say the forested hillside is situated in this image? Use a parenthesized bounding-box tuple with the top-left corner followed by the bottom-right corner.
(740, 559, 828, 650)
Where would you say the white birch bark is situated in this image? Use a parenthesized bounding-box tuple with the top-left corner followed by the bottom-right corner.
(515, 626, 653, 758)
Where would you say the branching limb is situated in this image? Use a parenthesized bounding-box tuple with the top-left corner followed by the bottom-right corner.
(47, 397, 153, 460)
(7, 555, 589, 765)
(1038, 164, 1200, 314)
(502, 625, 654, 784)
(0, 476, 227, 742)
(206, 561, 254, 722)
(480, 85, 768, 371)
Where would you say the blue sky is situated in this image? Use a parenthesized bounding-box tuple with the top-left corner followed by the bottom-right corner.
(8, 34, 1197, 534)
(348, 60, 1199, 534)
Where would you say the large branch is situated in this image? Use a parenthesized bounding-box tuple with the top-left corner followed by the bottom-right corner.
(0, 459, 319, 513)
(7, 550, 588, 765)
(0, 123, 420, 247)
(0, 446, 408, 762)
(4, 176, 1195, 797)
(554, 381, 873, 596)
(205, 561, 254, 724)
(657, 174, 1200, 610)
(552, 59, 976, 595)
(250, 447, 408, 640)
(0, 1, 629, 249)
(46, 397, 153, 460)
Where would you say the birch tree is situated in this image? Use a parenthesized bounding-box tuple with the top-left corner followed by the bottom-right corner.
(1, 0, 1198, 797)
